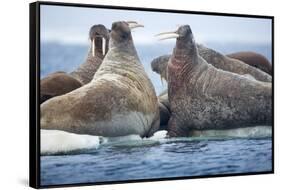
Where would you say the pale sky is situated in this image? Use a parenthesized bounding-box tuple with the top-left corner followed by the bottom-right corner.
(40, 4, 272, 45)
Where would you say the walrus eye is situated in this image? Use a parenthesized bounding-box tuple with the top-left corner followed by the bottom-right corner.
(121, 33, 129, 39)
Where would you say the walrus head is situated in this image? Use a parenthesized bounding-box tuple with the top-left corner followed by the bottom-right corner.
(110, 21, 143, 48)
(156, 24, 199, 93)
(89, 24, 110, 58)
(156, 25, 196, 53)
(150, 55, 170, 82)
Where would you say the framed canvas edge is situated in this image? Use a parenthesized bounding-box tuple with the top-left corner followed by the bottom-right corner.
(29, 1, 275, 189)
(30, 1, 41, 189)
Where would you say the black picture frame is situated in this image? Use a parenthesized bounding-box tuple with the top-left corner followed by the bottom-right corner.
(29, 1, 274, 188)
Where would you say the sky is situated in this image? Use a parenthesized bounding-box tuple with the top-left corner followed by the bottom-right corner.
(40, 4, 272, 45)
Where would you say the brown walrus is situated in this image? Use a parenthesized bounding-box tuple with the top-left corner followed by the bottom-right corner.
(151, 45, 272, 83)
(151, 42, 272, 127)
(157, 25, 272, 137)
(41, 21, 160, 138)
(40, 72, 82, 103)
(157, 90, 170, 129)
(40, 24, 110, 103)
(227, 51, 272, 75)
(70, 24, 110, 84)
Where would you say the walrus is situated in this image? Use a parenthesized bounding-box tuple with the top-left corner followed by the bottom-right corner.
(151, 45, 272, 83)
(41, 21, 160, 138)
(40, 72, 82, 103)
(156, 25, 272, 137)
(70, 24, 110, 84)
(151, 43, 272, 127)
(40, 24, 110, 103)
(157, 89, 170, 128)
(227, 51, 272, 75)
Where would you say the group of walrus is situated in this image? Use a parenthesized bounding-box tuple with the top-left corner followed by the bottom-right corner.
(40, 21, 272, 138)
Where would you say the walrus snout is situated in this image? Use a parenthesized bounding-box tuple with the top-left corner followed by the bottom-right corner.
(89, 24, 110, 57)
(177, 25, 193, 37)
(111, 21, 144, 42)
(155, 24, 193, 41)
(89, 24, 110, 41)
(150, 55, 170, 80)
(111, 21, 144, 32)
(151, 59, 159, 72)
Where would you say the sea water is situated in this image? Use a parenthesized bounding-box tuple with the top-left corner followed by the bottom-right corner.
(40, 129, 272, 186)
(40, 42, 272, 186)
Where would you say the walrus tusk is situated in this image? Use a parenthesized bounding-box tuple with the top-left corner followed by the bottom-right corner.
(155, 31, 177, 36)
(92, 39, 95, 57)
(102, 37, 106, 56)
(128, 23, 144, 29)
(160, 71, 166, 85)
(126, 21, 138, 24)
(156, 33, 179, 41)
(160, 75, 164, 85)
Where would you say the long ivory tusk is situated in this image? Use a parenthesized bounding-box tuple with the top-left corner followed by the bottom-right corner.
(92, 39, 95, 57)
(156, 33, 179, 40)
(102, 37, 106, 56)
(160, 75, 164, 85)
(128, 23, 144, 29)
(155, 31, 177, 36)
(126, 21, 138, 24)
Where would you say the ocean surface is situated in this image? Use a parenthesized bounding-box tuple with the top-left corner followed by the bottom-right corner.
(40, 42, 272, 186)
(40, 129, 272, 186)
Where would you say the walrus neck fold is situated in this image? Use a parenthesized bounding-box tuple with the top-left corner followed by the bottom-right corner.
(168, 34, 199, 91)
(109, 36, 138, 57)
(172, 36, 199, 67)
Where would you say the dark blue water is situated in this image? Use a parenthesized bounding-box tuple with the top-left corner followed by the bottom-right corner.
(41, 137, 272, 186)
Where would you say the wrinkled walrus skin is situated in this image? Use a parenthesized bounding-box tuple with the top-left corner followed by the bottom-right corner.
(165, 25, 272, 137)
(227, 51, 272, 75)
(151, 45, 272, 83)
(151, 42, 272, 128)
(41, 21, 160, 138)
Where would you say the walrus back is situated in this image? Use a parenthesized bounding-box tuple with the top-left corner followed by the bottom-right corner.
(41, 48, 159, 137)
(227, 51, 272, 75)
(174, 57, 272, 130)
(40, 72, 82, 103)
